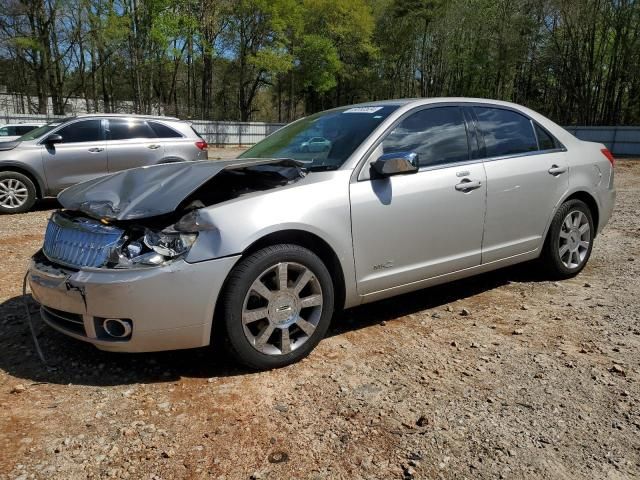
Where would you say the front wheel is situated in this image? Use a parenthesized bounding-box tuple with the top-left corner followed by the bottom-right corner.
(0, 171, 37, 214)
(541, 199, 594, 279)
(221, 244, 335, 369)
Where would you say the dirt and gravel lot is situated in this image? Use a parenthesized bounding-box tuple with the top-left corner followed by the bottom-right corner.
(0, 160, 638, 480)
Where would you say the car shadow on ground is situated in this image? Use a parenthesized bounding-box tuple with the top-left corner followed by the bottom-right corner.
(33, 198, 61, 212)
(0, 262, 550, 387)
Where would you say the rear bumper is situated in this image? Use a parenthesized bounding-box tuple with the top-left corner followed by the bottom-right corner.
(28, 253, 239, 352)
(597, 187, 616, 234)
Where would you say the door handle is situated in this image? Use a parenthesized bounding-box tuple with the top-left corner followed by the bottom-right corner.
(455, 179, 482, 192)
(147, 144, 161, 150)
(87, 147, 104, 153)
(548, 164, 567, 176)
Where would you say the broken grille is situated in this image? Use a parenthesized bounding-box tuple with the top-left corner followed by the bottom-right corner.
(43, 213, 123, 268)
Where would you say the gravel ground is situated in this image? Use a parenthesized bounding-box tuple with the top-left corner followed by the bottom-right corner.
(0, 160, 638, 480)
(207, 147, 249, 160)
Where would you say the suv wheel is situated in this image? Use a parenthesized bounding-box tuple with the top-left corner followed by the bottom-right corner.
(221, 244, 335, 370)
(0, 171, 37, 214)
(541, 199, 594, 279)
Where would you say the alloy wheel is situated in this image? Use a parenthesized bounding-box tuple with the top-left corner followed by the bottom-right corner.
(558, 210, 591, 269)
(242, 262, 323, 355)
(0, 178, 29, 209)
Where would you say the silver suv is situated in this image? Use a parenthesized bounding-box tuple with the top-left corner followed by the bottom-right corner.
(0, 114, 208, 213)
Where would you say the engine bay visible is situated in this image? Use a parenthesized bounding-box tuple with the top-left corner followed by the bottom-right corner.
(177, 163, 304, 214)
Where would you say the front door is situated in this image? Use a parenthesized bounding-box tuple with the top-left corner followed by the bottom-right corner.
(41, 119, 107, 194)
(350, 106, 487, 295)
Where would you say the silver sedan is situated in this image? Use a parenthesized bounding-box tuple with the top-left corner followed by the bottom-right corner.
(28, 98, 616, 369)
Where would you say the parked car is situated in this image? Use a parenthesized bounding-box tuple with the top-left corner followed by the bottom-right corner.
(299, 136, 331, 152)
(0, 122, 44, 141)
(0, 114, 208, 213)
(28, 98, 615, 370)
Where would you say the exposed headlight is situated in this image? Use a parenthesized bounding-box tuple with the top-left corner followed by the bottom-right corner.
(114, 230, 197, 268)
(144, 230, 197, 257)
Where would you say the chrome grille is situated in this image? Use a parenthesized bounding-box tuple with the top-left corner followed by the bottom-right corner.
(43, 213, 123, 268)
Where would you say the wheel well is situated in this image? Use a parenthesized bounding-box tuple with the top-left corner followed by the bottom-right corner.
(565, 191, 600, 233)
(243, 230, 346, 312)
(0, 167, 42, 198)
(210, 230, 347, 346)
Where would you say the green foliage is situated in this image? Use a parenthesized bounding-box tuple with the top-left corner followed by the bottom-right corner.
(0, 0, 638, 124)
(297, 34, 341, 94)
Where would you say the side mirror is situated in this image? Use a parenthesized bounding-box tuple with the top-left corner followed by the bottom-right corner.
(45, 134, 63, 145)
(371, 152, 419, 177)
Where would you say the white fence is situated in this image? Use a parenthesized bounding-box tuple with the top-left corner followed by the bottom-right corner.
(189, 120, 284, 146)
(2, 112, 639, 155)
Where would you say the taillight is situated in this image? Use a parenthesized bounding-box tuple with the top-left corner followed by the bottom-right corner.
(601, 148, 615, 167)
(195, 140, 208, 151)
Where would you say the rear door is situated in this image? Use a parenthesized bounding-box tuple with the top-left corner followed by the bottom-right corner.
(148, 121, 206, 161)
(41, 118, 107, 193)
(472, 106, 569, 263)
(105, 118, 165, 172)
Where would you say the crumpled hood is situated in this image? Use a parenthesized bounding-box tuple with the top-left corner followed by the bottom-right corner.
(0, 140, 21, 151)
(58, 158, 302, 221)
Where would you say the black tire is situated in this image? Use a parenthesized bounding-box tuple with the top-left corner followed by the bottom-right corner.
(221, 244, 335, 370)
(541, 199, 594, 279)
(0, 171, 37, 214)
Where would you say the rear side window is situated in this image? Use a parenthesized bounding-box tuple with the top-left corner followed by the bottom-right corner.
(382, 106, 469, 167)
(534, 123, 557, 150)
(107, 119, 156, 140)
(149, 122, 182, 138)
(56, 120, 103, 143)
(0, 126, 12, 136)
(474, 107, 537, 157)
(16, 125, 36, 135)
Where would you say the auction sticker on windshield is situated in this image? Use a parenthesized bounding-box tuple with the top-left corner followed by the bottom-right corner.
(343, 107, 384, 114)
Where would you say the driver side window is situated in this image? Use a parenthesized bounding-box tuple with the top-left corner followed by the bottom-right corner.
(55, 120, 103, 144)
(382, 107, 470, 167)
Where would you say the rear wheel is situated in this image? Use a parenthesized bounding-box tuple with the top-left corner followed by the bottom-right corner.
(221, 244, 334, 369)
(0, 171, 37, 214)
(541, 199, 594, 279)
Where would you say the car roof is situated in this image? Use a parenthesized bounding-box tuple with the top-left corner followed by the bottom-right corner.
(0, 122, 45, 126)
(350, 97, 531, 110)
(67, 113, 181, 121)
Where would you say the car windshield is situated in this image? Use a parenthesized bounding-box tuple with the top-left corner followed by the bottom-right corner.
(239, 105, 400, 170)
(17, 121, 65, 141)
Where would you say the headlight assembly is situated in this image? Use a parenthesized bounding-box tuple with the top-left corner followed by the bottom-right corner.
(114, 230, 197, 268)
(144, 230, 197, 257)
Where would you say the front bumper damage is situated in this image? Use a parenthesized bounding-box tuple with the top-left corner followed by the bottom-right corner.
(27, 158, 304, 354)
(27, 252, 239, 352)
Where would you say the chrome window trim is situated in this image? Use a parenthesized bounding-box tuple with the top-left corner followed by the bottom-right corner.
(479, 147, 567, 164)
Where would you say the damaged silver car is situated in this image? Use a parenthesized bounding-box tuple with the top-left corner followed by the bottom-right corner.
(28, 99, 616, 369)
